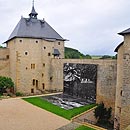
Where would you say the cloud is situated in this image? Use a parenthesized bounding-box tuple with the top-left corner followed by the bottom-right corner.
(0, 0, 130, 55)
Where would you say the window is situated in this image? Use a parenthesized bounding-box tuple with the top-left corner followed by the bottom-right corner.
(6, 55, 9, 59)
(25, 52, 28, 55)
(36, 40, 38, 43)
(33, 79, 35, 85)
(50, 76, 53, 81)
(42, 83, 45, 90)
(31, 64, 35, 69)
(119, 107, 121, 114)
(48, 53, 51, 56)
(44, 47, 46, 49)
(19, 40, 22, 43)
(120, 90, 123, 96)
(58, 42, 60, 45)
(36, 80, 38, 88)
(43, 63, 45, 67)
(31, 89, 34, 93)
(42, 73, 44, 77)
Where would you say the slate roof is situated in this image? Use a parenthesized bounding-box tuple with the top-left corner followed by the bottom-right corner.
(119, 28, 130, 35)
(6, 17, 65, 42)
(5, 4, 65, 43)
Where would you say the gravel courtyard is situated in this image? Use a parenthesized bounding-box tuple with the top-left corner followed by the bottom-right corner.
(0, 98, 70, 130)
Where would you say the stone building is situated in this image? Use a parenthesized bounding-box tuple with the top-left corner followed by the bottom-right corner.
(1, 4, 65, 94)
(0, 4, 130, 130)
(114, 29, 130, 130)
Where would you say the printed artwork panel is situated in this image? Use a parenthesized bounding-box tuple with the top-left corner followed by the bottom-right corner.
(63, 63, 97, 103)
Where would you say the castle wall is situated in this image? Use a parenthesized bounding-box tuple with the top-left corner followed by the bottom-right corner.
(51, 59, 117, 115)
(0, 48, 10, 77)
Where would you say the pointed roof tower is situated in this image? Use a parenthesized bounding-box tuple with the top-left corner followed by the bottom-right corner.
(29, 0, 38, 19)
(5, 1, 66, 43)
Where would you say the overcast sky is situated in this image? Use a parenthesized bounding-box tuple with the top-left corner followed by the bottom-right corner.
(0, 0, 130, 55)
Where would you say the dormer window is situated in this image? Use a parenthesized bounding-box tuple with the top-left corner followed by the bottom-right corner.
(53, 49, 60, 58)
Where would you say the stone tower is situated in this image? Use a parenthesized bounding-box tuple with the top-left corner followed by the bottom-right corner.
(114, 29, 130, 130)
(5, 3, 65, 94)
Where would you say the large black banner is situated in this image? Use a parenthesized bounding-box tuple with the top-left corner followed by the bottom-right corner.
(63, 63, 97, 103)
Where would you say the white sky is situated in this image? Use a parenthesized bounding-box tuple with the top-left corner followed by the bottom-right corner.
(0, 0, 130, 55)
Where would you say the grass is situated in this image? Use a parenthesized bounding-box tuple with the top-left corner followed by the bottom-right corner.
(23, 97, 96, 120)
(91, 56, 102, 59)
(75, 125, 95, 130)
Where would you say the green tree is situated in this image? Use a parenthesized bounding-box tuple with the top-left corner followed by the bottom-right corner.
(112, 54, 117, 59)
(0, 45, 4, 48)
(0, 76, 14, 94)
(100, 55, 112, 59)
(85, 54, 92, 59)
(65, 47, 91, 59)
(94, 102, 112, 124)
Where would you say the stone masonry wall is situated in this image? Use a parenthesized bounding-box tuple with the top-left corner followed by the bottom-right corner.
(0, 48, 10, 77)
(7, 38, 64, 94)
(120, 35, 130, 130)
(0, 60, 10, 77)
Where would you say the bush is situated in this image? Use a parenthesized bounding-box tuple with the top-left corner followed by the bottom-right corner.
(0, 76, 14, 94)
(16, 92, 23, 96)
(94, 102, 112, 124)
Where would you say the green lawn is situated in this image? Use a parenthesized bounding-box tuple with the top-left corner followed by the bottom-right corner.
(75, 125, 95, 130)
(23, 97, 96, 120)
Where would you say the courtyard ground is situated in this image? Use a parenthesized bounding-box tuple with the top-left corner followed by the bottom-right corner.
(0, 98, 70, 130)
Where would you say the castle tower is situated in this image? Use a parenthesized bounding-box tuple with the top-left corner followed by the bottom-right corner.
(5, 3, 65, 94)
(114, 29, 130, 129)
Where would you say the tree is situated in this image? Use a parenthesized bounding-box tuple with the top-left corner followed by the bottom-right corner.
(94, 102, 112, 124)
(112, 54, 117, 59)
(85, 54, 92, 59)
(100, 55, 112, 59)
(0, 45, 4, 48)
(65, 47, 92, 59)
(0, 76, 14, 94)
